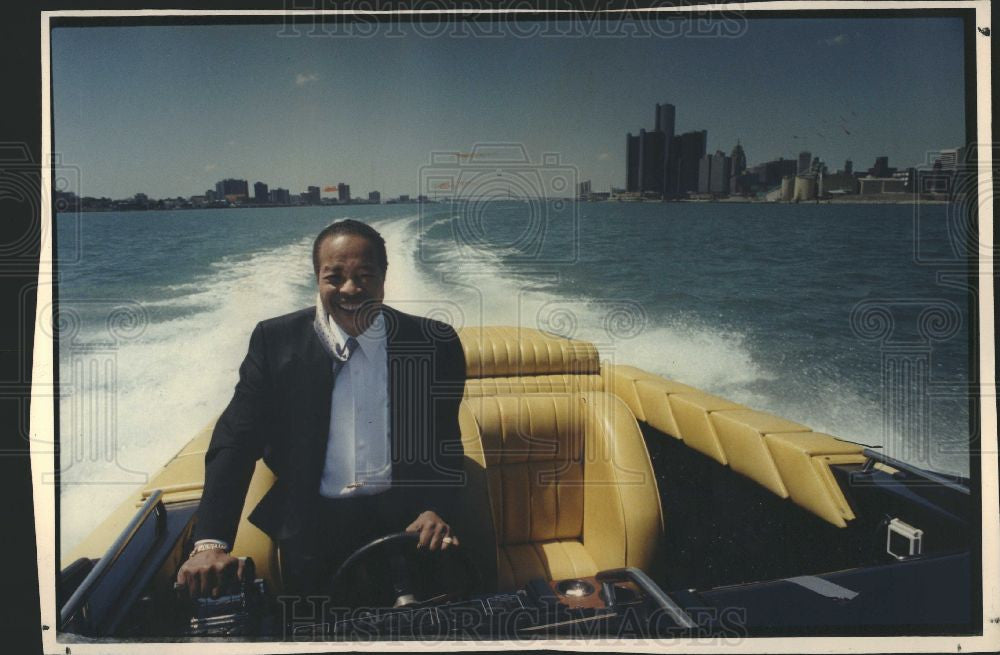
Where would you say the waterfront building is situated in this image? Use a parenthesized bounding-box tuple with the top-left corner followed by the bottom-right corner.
(307, 186, 321, 205)
(697, 155, 712, 194)
(368, 190, 381, 203)
(670, 130, 707, 196)
(859, 177, 907, 194)
(625, 133, 640, 192)
(844, 159, 853, 175)
(215, 178, 249, 201)
(731, 172, 758, 196)
(270, 188, 291, 204)
(821, 172, 858, 195)
(797, 151, 812, 175)
(793, 175, 817, 201)
(730, 141, 747, 178)
(709, 150, 730, 195)
(638, 129, 666, 194)
(935, 148, 960, 170)
(655, 103, 676, 193)
(868, 156, 895, 178)
(338, 183, 351, 203)
(254, 181, 269, 204)
(578, 180, 592, 199)
(781, 175, 794, 201)
(755, 157, 798, 188)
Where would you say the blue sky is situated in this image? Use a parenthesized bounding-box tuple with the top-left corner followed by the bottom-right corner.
(51, 16, 967, 199)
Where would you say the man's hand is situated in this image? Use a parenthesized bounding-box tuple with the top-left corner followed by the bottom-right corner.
(405, 510, 459, 551)
(176, 549, 245, 598)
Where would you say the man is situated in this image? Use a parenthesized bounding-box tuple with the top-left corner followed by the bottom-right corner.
(177, 220, 466, 601)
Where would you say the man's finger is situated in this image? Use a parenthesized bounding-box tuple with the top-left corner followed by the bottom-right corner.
(429, 523, 447, 551)
(442, 532, 459, 550)
(418, 522, 434, 549)
(197, 568, 209, 597)
(176, 569, 192, 596)
(236, 557, 246, 582)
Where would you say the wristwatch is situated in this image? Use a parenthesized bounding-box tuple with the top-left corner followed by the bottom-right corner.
(188, 540, 229, 559)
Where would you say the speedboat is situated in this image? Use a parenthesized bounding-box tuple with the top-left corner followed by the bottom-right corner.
(57, 326, 974, 640)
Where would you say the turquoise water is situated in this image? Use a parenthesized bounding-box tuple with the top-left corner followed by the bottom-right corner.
(55, 201, 975, 551)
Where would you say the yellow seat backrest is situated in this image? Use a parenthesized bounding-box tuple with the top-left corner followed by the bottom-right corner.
(458, 326, 603, 397)
(459, 392, 664, 591)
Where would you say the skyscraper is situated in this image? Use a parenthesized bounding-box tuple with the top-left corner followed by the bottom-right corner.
(626, 133, 640, 192)
(368, 190, 381, 203)
(709, 150, 730, 194)
(655, 103, 676, 193)
(215, 178, 249, 201)
(638, 129, 666, 193)
(338, 183, 351, 203)
(254, 181, 269, 204)
(730, 141, 747, 178)
(673, 130, 707, 195)
(797, 151, 812, 175)
(269, 188, 291, 204)
(868, 156, 894, 178)
(307, 186, 321, 204)
(697, 155, 712, 194)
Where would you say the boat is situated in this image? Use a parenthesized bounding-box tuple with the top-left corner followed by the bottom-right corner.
(57, 326, 974, 640)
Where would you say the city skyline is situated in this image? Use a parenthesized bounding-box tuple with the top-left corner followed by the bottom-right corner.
(51, 17, 966, 199)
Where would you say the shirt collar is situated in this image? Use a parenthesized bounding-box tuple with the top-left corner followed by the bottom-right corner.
(326, 309, 386, 359)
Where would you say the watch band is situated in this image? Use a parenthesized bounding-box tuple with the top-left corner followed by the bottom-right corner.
(189, 540, 229, 559)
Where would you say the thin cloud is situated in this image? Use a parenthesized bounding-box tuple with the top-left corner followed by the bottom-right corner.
(598, 152, 611, 161)
(820, 33, 851, 47)
(203, 163, 218, 172)
(295, 72, 320, 86)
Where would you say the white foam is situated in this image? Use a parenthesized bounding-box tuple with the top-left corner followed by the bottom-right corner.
(59, 212, 965, 555)
(59, 238, 315, 554)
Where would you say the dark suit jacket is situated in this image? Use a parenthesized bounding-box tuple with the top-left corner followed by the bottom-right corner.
(192, 305, 467, 546)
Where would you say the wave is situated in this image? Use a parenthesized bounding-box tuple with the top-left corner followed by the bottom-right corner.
(59, 209, 968, 553)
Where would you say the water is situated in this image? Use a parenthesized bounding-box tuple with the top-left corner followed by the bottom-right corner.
(55, 201, 975, 554)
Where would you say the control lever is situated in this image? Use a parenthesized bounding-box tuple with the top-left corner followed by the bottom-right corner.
(596, 567, 696, 629)
(173, 557, 268, 636)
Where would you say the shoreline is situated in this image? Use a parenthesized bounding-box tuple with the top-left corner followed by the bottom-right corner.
(59, 195, 956, 213)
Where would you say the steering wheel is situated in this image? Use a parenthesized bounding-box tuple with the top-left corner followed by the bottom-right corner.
(329, 531, 481, 609)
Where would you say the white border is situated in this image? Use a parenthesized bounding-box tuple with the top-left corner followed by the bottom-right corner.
(34, 2, 997, 653)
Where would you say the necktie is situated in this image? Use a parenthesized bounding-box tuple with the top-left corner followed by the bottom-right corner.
(333, 336, 359, 376)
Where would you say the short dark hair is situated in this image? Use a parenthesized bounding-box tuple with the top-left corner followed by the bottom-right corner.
(312, 219, 388, 276)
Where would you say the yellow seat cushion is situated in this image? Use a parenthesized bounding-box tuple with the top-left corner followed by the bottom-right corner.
(498, 540, 598, 591)
(634, 377, 700, 438)
(458, 326, 600, 379)
(710, 409, 811, 497)
(600, 364, 662, 421)
(764, 432, 864, 527)
(464, 373, 603, 397)
(668, 392, 746, 464)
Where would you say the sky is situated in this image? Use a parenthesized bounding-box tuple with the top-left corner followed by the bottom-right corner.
(50, 15, 967, 199)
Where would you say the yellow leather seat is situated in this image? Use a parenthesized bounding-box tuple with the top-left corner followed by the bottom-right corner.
(459, 392, 664, 592)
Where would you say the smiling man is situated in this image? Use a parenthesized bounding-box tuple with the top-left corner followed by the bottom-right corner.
(176, 220, 466, 601)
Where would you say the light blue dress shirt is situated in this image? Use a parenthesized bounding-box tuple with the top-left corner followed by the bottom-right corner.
(318, 311, 392, 498)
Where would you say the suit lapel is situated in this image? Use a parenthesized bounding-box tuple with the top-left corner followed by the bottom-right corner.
(299, 321, 335, 483)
